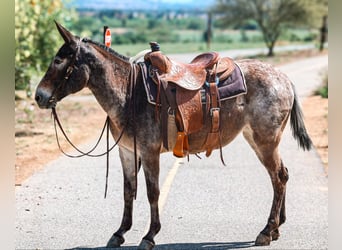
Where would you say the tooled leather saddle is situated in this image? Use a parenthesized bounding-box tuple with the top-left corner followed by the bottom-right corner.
(141, 42, 246, 159)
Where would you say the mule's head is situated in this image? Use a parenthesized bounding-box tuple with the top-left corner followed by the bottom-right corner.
(35, 21, 89, 109)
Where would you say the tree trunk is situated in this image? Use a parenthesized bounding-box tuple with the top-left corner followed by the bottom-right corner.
(319, 15, 328, 51)
(267, 44, 274, 57)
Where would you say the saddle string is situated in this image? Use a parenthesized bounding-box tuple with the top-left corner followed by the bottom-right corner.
(130, 63, 139, 200)
(214, 63, 226, 166)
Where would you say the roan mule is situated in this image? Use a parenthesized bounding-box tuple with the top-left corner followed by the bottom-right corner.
(35, 22, 312, 249)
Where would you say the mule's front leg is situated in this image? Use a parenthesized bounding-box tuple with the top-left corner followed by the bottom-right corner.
(138, 154, 161, 250)
(107, 147, 138, 248)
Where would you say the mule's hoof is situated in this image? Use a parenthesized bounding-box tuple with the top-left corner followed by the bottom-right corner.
(106, 234, 125, 248)
(137, 239, 155, 250)
(255, 233, 271, 246)
(271, 230, 280, 241)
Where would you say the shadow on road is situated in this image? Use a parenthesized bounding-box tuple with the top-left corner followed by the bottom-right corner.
(68, 240, 255, 250)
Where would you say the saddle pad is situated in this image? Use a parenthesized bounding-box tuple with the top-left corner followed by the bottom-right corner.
(204, 62, 247, 103)
(143, 62, 247, 105)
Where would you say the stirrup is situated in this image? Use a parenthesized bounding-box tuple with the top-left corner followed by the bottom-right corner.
(173, 131, 189, 158)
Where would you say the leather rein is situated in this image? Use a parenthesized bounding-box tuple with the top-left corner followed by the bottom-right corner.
(51, 41, 139, 198)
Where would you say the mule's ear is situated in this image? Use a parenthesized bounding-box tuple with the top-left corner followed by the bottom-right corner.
(54, 20, 76, 44)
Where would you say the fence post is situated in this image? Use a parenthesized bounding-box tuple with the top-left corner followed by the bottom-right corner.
(103, 26, 111, 47)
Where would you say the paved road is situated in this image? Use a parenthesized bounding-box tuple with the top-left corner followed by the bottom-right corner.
(15, 53, 328, 250)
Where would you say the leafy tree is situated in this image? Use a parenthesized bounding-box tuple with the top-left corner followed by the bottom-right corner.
(213, 0, 328, 56)
(15, 0, 77, 96)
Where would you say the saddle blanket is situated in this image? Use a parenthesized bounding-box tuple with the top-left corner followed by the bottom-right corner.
(143, 62, 247, 106)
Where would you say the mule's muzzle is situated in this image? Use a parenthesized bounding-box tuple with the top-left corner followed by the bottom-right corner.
(35, 88, 56, 109)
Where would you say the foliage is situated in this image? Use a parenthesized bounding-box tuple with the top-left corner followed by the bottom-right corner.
(71, 11, 206, 44)
(15, 0, 78, 96)
(212, 0, 328, 56)
(315, 70, 328, 98)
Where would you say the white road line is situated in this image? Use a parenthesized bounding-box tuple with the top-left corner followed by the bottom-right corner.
(159, 157, 183, 213)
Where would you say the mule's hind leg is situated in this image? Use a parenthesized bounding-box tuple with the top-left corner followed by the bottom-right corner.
(107, 147, 138, 248)
(243, 127, 289, 246)
(270, 165, 288, 241)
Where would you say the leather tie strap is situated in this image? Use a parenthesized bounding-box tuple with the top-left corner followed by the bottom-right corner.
(204, 82, 221, 157)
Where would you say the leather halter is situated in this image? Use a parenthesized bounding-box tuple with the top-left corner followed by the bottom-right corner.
(48, 39, 81, 107)
(64, 40, 81, 80)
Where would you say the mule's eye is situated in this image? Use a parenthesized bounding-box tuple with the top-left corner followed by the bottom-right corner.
(54, 57, 63, 65)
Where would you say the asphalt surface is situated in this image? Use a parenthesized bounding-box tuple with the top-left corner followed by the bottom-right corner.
(15, 51, 328, 250)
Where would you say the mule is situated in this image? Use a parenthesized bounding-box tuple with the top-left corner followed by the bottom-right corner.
(35, 22, 312, 249)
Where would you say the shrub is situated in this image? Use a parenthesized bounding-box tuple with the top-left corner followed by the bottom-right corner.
(315, 71, 328, 98)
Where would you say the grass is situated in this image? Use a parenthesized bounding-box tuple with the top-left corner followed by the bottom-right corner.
(315, 69, 328, 98)
(112, 41, 309, 57)
(108, 28, 314, 56)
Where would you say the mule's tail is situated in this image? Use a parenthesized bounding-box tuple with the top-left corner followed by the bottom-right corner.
(290, 84, 313, 151)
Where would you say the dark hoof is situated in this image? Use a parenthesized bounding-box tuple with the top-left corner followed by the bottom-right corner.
(255, 233, 271, 246)
(106, 234, 125, 248)
(137, 239, 155, 250)
(271, 230, 280, 241)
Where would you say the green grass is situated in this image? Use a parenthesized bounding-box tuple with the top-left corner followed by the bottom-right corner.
(99, 28, 313, 56)
(316, 85, 328, 98)
(314, 70, 328, 98)
(113, 41, 269, 57)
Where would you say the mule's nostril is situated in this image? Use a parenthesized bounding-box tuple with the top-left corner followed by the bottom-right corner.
(35, 95, 41, 103)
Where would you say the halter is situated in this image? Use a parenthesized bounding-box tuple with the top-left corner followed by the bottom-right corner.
(48, 39, 82, 107)
(64, 38, 82, 80)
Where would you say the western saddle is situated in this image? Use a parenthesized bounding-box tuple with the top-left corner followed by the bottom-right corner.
(144, 42, 236, 158)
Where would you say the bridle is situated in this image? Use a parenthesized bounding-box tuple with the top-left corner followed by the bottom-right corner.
(64, 40, 80, 80)
(48, 39, 81, 107)
(51, 41, 140, 199)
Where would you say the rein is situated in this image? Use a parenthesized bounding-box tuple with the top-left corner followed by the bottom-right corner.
(52, 109, 125, 198)
(51, 62, 139, 199)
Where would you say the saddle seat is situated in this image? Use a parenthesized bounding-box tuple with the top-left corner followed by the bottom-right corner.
(145, 49, 235, 90)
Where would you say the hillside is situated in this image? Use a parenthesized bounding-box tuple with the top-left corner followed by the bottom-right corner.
(66, 0, 216, 11)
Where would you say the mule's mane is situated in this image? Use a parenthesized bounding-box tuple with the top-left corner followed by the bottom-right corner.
(82, 38, 130, 62)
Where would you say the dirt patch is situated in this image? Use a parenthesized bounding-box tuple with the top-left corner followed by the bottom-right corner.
(302, 95, 328, 171)
(15, 89, 106, 185)
(15, 49, 328, 185)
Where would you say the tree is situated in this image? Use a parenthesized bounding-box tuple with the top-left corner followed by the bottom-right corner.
(319, 15, 328, 51)
(15, 0, 77, 96)
(203, 12, 213, 49)
(213, 0, 328, 56)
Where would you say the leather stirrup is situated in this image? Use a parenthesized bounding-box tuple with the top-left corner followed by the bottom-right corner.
(173, 131, 189, 158)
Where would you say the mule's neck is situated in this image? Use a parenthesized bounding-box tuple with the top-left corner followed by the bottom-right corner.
(83, 41, 132, 122)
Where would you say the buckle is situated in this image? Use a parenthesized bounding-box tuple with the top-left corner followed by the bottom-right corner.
(168, 107, 175, 115)
(210, 107, 220, 116)
(205, 76, 219, 87)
